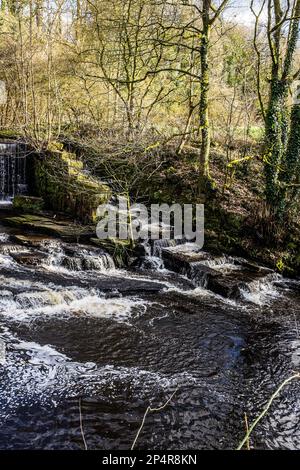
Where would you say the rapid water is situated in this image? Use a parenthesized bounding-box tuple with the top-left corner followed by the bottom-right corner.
(0, 227, 300, 450)
(0, 143, 27, 204)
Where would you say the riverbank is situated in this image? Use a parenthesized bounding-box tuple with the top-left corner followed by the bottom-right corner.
(67, 137, 300, 277)
(1, 133, 300, 277)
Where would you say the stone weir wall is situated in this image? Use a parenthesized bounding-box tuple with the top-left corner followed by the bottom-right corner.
(29, 143, 111, 223)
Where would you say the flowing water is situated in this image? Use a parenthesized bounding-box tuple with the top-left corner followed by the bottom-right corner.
(0, 143, 27, 205)
(0, 225, 300, 450)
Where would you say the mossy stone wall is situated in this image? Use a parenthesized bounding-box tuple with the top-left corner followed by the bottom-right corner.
(32, 145, 111, 223)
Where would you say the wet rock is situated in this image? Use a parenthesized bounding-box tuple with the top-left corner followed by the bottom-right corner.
(274, 279, 300, 292)
(90, 237, 133, 267)
(1, 214, 95, 242)
(131, 256, 164, 270)
(11, 251, 48, 267)
(161, 244, 274, 299)
(205, 272, 247, 298)
(0, 243, 30, 255)
(162, 247, 212, 274)
(233, 258, 273, 273)
(10, 234, 56, 247)
(32, 148, 111, 223)
(13, 196, 44, 213)
(161, 245, 215, 280)
(0, 264, 167, 296)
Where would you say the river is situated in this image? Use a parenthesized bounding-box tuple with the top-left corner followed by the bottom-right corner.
(0, 224, 299, 450)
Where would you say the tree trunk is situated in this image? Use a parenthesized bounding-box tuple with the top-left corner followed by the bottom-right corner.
(35, 0, 43, 28)
(263, 0, 300, 211)
(264, 78, 288, 206)
(177, 105, 195, 155)
(277, 103, 300, 213)
(199, 2, 211, 191)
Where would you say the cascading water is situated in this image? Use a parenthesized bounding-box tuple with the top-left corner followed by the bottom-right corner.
(0, 142, 27, 204)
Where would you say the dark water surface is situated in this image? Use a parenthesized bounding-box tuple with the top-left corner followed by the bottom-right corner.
(0, 226, 300, 450)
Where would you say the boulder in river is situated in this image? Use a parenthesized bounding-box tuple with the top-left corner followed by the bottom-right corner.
(1, 214, 95, 242)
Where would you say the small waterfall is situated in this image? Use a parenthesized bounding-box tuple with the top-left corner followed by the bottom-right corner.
(0, 234, 116, 273)
(239, 273, 282, 305)
(0, 142, 27, 204)
(200, 256, 241, 273)
(134, 239, 185, 270)
(152, 239, 179, 257)
(41, 241, 116, 272)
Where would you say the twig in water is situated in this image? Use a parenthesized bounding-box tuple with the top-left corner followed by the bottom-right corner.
(244, 413, 250, 450)
(237, 373, 300, 450)
(79, 397, 88, 450)
(131, 386, 178, 450)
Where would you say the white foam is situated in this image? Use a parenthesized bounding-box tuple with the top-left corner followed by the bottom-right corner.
(202, 259, 241, 273)
(0, 200, 13, 207)
(0, 278, 149, 323)
(0, 274, 56, 290)
(291, 339, 300, 367)
(164, 284, 245, 309)
(0, 244, 31, 255)
(0, 233, 9, 242)
(14, 341, 68, 366)
(0, 253, 16, 267)
(142, 256, 164, 270)
(0, 329, 195, 420)
(42, 242, 115, 273)
(160, 242, 201, 254)
(240, 273, 282, 306)
(163, 285, 209, 297)
(38, 294, 148, 324)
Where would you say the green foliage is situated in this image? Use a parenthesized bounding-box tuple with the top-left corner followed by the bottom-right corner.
(13, 195, 44, 213)
(223, 29, 254, 88)
(276, 258, 284, 272)
(0, 129, 20, 139)
(248, 126, 264, 141)
(47, 141, 64, 152)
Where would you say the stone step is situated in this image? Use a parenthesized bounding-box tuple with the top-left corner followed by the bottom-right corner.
(1, 214, 95, 242)
(10, 234, 56, 247)
(161, 244, 273, 298)
(10, 251, 48, 267)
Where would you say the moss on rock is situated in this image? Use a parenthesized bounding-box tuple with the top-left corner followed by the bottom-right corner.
(13, 195, 44, 213)
(2, 213, 94, 242)
(0, 129, 21, 140)
(32, 146, 111, 223)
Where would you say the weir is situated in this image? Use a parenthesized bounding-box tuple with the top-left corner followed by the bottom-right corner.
(0, 142, 27, 204)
